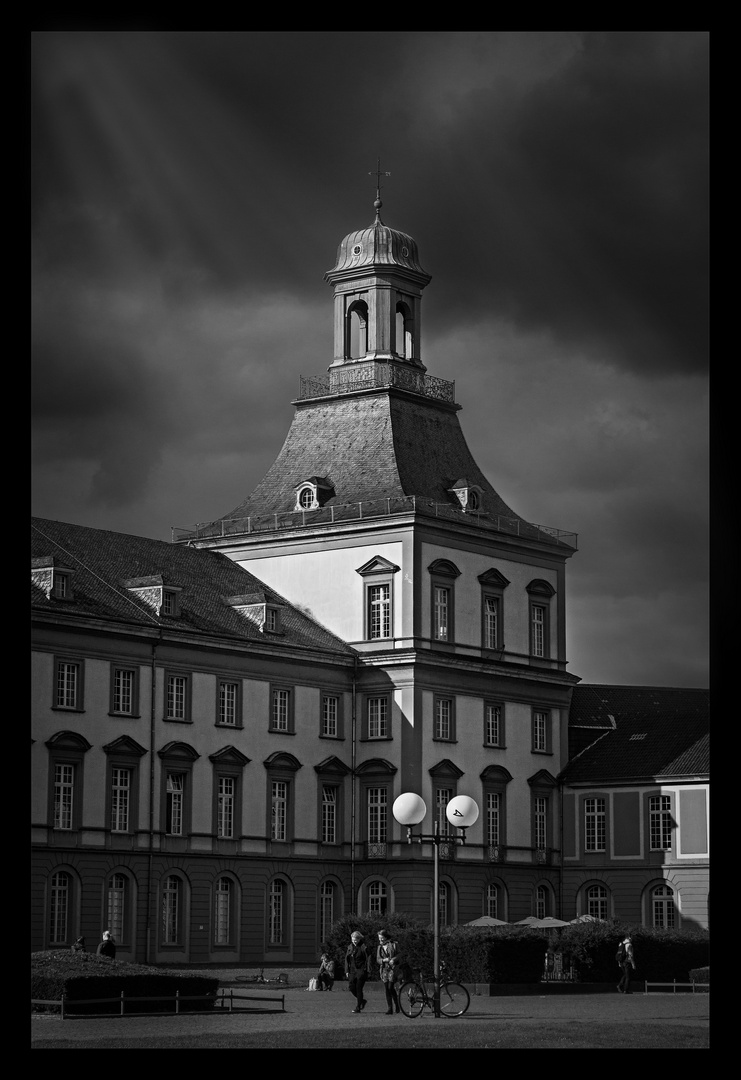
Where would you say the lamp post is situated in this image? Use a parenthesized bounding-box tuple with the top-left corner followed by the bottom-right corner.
(393, 792, 479, 1017)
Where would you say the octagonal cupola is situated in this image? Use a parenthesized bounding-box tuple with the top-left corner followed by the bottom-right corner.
(325, 184, 431, 368)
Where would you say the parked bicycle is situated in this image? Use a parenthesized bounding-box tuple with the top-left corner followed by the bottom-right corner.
(397, 972, 470, 1018)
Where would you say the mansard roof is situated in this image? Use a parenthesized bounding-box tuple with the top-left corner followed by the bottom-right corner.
(221, 393, 530, 526)
(31, 517, 355, 657)
(561, 684, 709, 785)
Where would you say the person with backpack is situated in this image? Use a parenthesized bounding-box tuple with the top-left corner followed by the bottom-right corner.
(345, 931, 373, 1013)
(616, 935, 635, 993)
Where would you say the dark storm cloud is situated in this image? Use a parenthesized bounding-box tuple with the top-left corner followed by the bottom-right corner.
(30, 31, 709, 687)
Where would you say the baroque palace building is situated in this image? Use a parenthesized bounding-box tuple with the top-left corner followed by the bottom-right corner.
(31, 196, 708, 964)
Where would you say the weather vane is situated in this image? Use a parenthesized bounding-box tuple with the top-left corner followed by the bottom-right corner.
(369, 157, 390, 219)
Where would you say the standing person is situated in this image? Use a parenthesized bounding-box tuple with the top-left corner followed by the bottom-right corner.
(317, 952, 336, 990)
(345, 931, 372, 1013)
(96, 930, 116, 958)
(616, 935, 635, 994)
(377, 929, 402, 1015)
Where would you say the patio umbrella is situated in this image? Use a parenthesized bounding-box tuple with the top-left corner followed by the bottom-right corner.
(538, 917, 570, 928)
(466, 916, 509, 927)
(570, 914, 600, 924)
(515, 916, 543, 926)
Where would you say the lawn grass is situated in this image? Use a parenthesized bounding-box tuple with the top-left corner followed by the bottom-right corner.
(31, 1018, 708, 1050)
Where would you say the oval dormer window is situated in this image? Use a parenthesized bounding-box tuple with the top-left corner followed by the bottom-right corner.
(352, 244, 363, 256)
(468, 490, 480, 510)
(299, 487, 315, 510)
(401, 246, 409, 257)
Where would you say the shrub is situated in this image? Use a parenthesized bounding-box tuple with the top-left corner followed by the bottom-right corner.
(31, 950, 219, 1014)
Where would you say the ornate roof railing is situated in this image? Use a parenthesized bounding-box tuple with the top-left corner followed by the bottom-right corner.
(172, 496, 577, 550)
(297, 361, 455, 403)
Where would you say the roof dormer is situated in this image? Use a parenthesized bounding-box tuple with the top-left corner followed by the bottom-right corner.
(448, 479, 484, 513)
(225, 592, 284, 634)
(32, 556, 76, 600)
(123, 576, 182, 617)
(294, 476, 334, 512)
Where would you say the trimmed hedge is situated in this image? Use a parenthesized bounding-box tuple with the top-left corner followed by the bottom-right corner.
(31, 950, 219, 1014)
(321, 918, 709, 986)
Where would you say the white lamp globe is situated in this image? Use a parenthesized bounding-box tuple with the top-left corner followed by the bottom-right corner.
(445, 795, 479, 829)
(393, 793, 427, 826)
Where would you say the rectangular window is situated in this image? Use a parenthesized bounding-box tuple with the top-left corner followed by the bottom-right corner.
(322, 784, 337, 844)
(162, 877, 180, 944)
(368, 584, 391, 639)
(162, 590, 177, 616)
(649, 795, 673, 850)
(265, 607, 277, 632)
(269, 880, 284, 945)
(485, 702, 502, 747)
(534, 796, 547, 850)
(271, 688, 291, 731)
(367, 787, 387, 843)
(433, 585, 450, 641)
(434, 697, 454, 741)
(56, 661, 80, 709)
(54, 763, 74, 829)
(111, 767, 131, 832)
(533, 709, 549, 752)
(107, 873, 127, 941)
(53, 572, 70, 599)
(367, 696, 389, 739)
(436, 787, 452, 836)
(214, 879, 231, 944)
(483, 596, 499, 649)
(584, 797, 606, 852)
(272, 781, 287, 841)
(166, 772, 185, 835)
(322, 695, 339, 737)
(112, 668, 136, 715)
(218, 681, 240, 726)
(50, 872, 69, 943)
(218, 776, 235, 839)
(487, 792, 501, 846)
(166, 674, 189, 721)
(531, 604, 546, 657)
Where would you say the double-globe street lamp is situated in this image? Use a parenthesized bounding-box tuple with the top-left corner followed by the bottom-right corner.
(392, 792, 480, 1018)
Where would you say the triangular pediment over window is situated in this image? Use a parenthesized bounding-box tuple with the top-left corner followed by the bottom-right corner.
(527, 769, 558, 788)
(477, 568, 511, 588)
(355, 556, 400, 577)
(314, 755, 352, 777)
(209, 745, 251, 767)
(102, 735, 148, 757)
(429, 759, 464, 779)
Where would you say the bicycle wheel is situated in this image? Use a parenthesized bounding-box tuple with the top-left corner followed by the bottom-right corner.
(398, 981, 425, 1018)
(439, 982, 470, 1017)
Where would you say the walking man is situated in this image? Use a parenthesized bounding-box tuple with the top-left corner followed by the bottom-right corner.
(617, 935, 636, 994)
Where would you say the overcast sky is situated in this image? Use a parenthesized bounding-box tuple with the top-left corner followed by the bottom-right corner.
(31, 31, 709, 689)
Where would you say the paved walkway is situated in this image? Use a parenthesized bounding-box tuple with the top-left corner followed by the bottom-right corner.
(31, 984, 709, 1046)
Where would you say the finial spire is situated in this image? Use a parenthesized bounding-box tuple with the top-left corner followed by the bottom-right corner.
(369, 157, 390, 221)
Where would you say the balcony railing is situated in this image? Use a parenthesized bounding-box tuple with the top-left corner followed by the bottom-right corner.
(172, 496, 577, 550)
(298, 361, 455, 404)
(366, 841, 387, 860)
